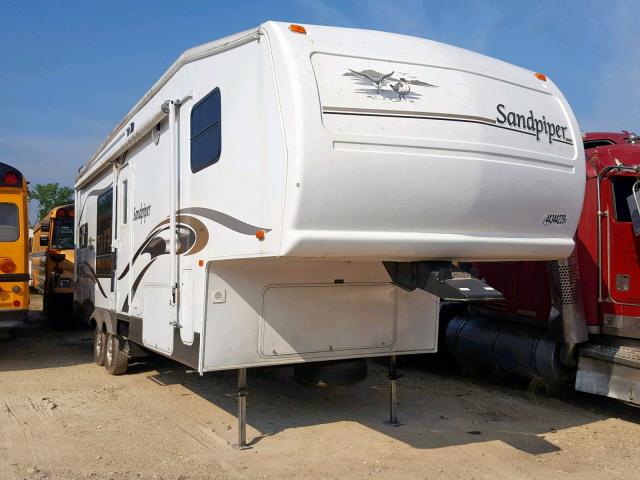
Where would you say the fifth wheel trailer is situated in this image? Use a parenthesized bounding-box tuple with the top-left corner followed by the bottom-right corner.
(74, 21, 585, 445)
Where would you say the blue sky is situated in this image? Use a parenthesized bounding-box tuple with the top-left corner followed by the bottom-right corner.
(1, 0, 638, 222)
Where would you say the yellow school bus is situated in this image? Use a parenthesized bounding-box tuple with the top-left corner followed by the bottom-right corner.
(0, 162, 29, 324)
(31, 204, 75, 325)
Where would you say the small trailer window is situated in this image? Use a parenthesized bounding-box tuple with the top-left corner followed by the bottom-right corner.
(96, 188, 113, 276)
(122, 179, 128, 225)
(190, 88, 221, 173)
(79, 223, 88, 249)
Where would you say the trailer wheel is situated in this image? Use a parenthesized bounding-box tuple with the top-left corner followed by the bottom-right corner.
(294, 359, 368, 387)
(94, 325, 106, 366)
(105, 334, 129, 375)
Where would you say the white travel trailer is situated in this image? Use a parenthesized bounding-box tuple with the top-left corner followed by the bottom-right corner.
(75, 22, 584, 446)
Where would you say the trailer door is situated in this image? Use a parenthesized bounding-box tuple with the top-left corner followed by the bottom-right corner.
(115, 163, 132, 315)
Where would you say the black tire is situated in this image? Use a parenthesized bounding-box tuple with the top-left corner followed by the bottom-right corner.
(105, 334, 129, 375)
(294, 358, 368, 387)
(94, 325, 106, 366)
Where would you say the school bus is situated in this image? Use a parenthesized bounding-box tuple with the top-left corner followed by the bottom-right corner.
(31, 204, 75, 325)
(0, 162, 29, 324)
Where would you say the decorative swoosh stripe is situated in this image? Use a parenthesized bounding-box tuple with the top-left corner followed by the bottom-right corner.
(322, 106, 573, 146)
(178, 207, 271, 235)
(114, 208, 271, 304)
(323, 106, 496, 124)
(80, 261, 108, 299)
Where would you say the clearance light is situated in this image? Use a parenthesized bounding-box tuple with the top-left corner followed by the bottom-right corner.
(255, 230, 266, 241)
(57, 209, 67, 217)
(289, 24, 307, 35)
(3, 171, 19, 185)
(534, 72, 547, 81)
(198, 259, 204, 267)
(0, 258, 17, 273)
(68, 210, 75, 218)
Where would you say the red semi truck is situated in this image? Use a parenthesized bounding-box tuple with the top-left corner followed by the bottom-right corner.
(445, 131, 640, 405)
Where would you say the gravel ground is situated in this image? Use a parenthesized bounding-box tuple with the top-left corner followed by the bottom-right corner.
(1, 296, 640, 479)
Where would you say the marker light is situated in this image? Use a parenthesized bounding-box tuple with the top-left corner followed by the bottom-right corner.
(534, 72, 547, 81)
(13, 300, 20, 307)
(57, 209, 66, 217)
(3, 171, 19, 185)
(289, 24, 307, 35)
(12, 286, 21, 294)
(0, 259, 17, 273)
(255, 230, 266, 241)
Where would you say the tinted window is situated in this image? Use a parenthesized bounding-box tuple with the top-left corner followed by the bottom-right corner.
(122, 179, 128, 224)
(190, 88, 221, 173)
(0, 203, 19, 242)
(79, 223, 88, 249)
(51, 218, 74, 249)
(611, 176, 638, 222)
(96, 189, 113, 276)
(584, 140, 615, 150)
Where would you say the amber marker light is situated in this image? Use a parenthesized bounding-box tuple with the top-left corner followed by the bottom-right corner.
(534, 72, 547, 81)
(198, 259, 204, 267)
(289, 24, 307, 34)
(255, 230, 266, 241)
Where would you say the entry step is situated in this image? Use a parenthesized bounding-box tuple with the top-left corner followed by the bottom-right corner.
(579, 344, 640, 370)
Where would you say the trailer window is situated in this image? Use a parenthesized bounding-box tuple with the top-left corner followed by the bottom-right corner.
(0, 203, 19, 242)
(79, 223, 88, 249)
(611, 176, 637, 222)
(96, 188, 113, 276)
(190, 88, 221, 173)
(122, 179, 128, 225)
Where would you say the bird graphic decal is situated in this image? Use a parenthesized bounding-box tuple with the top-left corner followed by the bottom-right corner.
(390, 78, 411, 100)
(348, 69, 395, 94)
(344, 68, 437, 100)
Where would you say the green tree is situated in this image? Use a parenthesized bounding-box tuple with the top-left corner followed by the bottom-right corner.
(28, 183, 74, 221)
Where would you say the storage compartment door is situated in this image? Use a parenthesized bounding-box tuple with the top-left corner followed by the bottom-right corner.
(142, 285, 174, 355)
(260, 284, 396, 357)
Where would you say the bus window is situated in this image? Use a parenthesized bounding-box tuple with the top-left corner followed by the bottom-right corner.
(52, 218, 74, 249)
(0, 203, 19, 242)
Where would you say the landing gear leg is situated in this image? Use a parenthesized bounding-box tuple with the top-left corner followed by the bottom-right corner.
(384, 355, 403, 426)
(233, 368, 251, 450)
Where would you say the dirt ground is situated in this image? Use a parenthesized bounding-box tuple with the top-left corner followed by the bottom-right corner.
(2, 297, 640, 480)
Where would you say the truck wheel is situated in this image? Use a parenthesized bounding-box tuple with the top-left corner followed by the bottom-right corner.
(294, 359, 368, 387)
(94, 326, 106, 366)
(105, 334, 129, 375)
